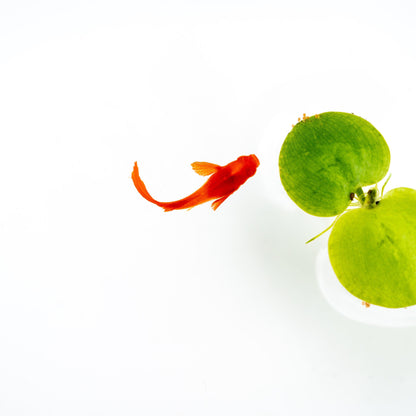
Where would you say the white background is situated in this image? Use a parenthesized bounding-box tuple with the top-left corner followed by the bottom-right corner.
(1, 1, 416, 415)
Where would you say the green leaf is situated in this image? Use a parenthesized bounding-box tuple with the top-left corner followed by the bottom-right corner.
(328, 188, 416, 308)
(279, 112, 390, 217)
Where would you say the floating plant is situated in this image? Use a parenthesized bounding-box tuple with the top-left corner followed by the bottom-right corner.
(279, 111, 416, 308)
(279, 112, 390, 217)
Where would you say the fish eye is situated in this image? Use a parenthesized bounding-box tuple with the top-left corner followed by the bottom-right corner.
(251, 154, 260, 165)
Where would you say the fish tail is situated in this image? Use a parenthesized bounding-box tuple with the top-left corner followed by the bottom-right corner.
(131, 162, 164, 207)
(132, 161, 215, 211)
(132, 162, 203, 210)
(162, 192, 205, 211)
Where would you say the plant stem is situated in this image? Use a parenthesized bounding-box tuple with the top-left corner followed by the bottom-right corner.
(355, 187, 365, 206)
(305, 214, 341, 244)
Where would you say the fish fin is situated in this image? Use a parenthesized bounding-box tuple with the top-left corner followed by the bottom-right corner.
(191, 162, 220, 176)
(211, 195, 230, 211)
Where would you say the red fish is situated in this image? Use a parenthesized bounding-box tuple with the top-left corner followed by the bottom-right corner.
(132, 154, 260, 211)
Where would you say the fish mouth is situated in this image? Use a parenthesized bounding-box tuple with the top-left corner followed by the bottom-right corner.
(250, 154, 260, 167)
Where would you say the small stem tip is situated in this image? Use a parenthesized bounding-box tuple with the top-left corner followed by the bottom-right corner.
(355, 187, 365, 206)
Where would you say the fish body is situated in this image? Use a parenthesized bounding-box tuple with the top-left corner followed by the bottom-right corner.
(132, 154, 260, 211)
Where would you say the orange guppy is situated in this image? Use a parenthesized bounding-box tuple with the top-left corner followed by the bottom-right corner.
(132, 154, 260, 211)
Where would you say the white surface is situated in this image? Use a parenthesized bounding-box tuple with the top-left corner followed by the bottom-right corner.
(2, 1, 416, 415)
